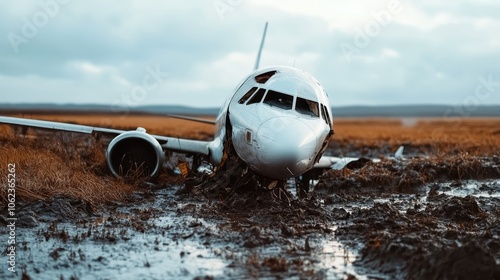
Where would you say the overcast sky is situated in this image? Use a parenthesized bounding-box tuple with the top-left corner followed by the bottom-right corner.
(1, 0, 499, 108)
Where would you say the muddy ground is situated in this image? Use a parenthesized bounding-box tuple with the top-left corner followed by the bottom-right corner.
(1, 131, 500, 279)
(2, 160, 499, 279)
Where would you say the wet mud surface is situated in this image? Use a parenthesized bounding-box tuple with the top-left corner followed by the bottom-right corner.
(1, 147, 500, 279)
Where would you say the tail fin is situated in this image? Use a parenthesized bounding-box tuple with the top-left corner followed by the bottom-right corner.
(254, 22, 268, 70)
(394, 146, 404, 159)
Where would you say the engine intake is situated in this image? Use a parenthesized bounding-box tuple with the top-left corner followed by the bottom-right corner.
(106, 128, 164, 178)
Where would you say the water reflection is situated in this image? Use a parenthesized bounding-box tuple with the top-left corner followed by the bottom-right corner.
(318, 226, 365, 279)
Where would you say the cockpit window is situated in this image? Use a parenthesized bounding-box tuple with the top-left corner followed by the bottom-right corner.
(263, 90, 293, 110)
(247, 88, 266, 105)
(321, 104, 332, 126)
(238, 87, 257, 104)
(295, 97, 319, 117)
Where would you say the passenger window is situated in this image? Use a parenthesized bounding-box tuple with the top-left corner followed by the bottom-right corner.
(238, 87, 257, 104)
(263, 90, 293, 110)
(295, 97, 319, 117)
(247, 88, 266, 105)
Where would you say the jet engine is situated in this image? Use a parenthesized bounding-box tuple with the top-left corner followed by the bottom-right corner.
(106, 128, 164, 178)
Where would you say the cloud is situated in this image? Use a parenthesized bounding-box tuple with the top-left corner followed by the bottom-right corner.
(0, 0, 499, 107)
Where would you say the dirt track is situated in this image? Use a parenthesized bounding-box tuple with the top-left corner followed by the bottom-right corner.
(1, 117, 499, 279)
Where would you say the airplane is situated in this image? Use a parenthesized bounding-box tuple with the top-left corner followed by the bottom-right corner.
(0, 23, 371, 194)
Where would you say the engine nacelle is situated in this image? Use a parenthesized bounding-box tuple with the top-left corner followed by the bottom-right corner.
(106, 128, 164, 178)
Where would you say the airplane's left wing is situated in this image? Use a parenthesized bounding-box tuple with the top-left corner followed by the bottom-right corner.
(0, 116, 210, 156)
(0, 115, 212, 178)
(0, 116, 126, 135)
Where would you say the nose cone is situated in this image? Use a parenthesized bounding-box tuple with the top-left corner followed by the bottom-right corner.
(255, 117, 317, 179)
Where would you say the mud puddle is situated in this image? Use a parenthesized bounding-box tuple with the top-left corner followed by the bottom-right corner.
(439, 180, 500, 199)
(2, 155, 500, 279)
(4, 186, 368, 279)
(7, 187, 231, 279)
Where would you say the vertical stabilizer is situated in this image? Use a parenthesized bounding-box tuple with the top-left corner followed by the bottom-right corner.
(254, 22, 268, 70)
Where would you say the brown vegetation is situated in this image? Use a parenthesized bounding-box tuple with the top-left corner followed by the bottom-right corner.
(332, 118, 500, 157)
(1, 114, 499, 207)
(0, 128, 135, 207)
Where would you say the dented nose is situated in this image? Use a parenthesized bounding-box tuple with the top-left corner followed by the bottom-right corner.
(254, 117, 317, 179)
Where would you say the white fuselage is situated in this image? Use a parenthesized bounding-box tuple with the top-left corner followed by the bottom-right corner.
(208, 66, 333, 180)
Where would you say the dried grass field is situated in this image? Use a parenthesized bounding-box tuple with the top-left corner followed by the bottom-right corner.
(0, 113, 499, 279)
(1, 114, 499, 205)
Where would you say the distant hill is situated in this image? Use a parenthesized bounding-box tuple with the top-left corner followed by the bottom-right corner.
(0, 103, 220, 116)
(331, 105, 500, 117)
(0, 103, 499, 117)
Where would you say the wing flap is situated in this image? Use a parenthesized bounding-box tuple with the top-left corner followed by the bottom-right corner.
(161, 138, 210, 155)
